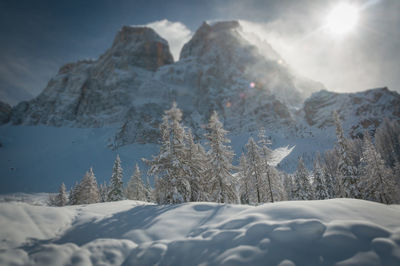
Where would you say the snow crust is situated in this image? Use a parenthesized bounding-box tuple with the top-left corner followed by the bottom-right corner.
(1, 198, 400, 265)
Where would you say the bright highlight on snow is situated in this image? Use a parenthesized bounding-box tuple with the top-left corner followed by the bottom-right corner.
(326, 3, 359, 35)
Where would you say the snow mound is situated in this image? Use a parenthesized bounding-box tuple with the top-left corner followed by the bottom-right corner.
(1, 199, 400, 265)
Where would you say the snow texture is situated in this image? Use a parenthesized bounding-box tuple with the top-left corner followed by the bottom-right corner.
(1, 198, 400, 265)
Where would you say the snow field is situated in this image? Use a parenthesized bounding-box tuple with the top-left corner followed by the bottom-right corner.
(1, 199, 400, 265)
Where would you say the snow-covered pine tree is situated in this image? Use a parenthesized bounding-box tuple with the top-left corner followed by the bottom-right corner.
(323, 150, 339, 198)
(108, 154, 124, 201)
(126, 163, 147, 201)
(76, 168, 100, 204)
(55, 182, 68, 206)
(99, 181, 109, 202)
(245, 137, 265, 204)
(69, 181, 79, 205)
(333, 111, 361, 199)
(205, 111, 237, 203)
(146, 103, 191, 204)
(238, 153, 251, 204)
(360, 133, 396, 204)
(292, 157, 314, 200)
(313, 153, 329, 200)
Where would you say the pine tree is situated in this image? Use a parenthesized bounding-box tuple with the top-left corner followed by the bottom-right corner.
(313, 153, 329, 200)
(334, 111, 361, 198)
(55, 182, 68, 206)
(323, 150, 339, 198)
(205, 111, 237, 203)
(108, 154, 124, 201)
(360, 133, 396, 204)
(126, 163, 147, 201)
(76, 168, 100, 204)
(69, 182, 79, 205)
(293, 157, 314, 200)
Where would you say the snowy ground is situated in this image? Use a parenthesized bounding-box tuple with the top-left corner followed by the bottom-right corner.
(1, 198, 400, 265)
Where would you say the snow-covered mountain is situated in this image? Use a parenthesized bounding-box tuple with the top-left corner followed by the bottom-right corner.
(1, 21, 400, 192)
(301, 87, 400, 137)
(8, 21, 326, 147)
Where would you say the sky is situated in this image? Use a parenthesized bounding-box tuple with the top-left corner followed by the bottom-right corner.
(0, 0, 399, 105)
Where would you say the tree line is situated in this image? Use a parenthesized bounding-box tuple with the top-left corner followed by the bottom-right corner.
(50, 104, 400, 206)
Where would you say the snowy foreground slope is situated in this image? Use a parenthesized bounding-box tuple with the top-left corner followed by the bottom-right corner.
(1, 199, 400, 266)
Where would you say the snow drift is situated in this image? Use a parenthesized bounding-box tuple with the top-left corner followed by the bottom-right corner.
(1, 199, 400, 265)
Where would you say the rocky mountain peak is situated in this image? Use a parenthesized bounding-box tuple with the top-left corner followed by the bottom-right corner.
(179, 21, 243, 60)
(101, 25, 174, 71)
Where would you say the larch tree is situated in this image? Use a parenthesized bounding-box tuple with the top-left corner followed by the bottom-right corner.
(238, 153, 251, 204)
(126, 163, 147, 201)
(257, 128, 280, 203)
(245, 137, 265, 204)
(360, 133, 396, 204)
(146, 103, 191, 204)
(375, 119, 400, 168)
(334, 111, 361, 199)
(282, 173, 294, 201)
(185, 129, 209, 202)
(204, 111, 237, 203)
(76, 168, 100, 204)
(99, 181, 109, 203)
(108, 154, 124, 201)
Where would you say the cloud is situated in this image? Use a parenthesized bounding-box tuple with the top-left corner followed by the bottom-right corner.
(237, 1, 400, 94)
(0, 54, 59, 105)
(146, 19, 192, 61)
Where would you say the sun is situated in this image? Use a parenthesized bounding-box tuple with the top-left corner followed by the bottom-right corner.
(326, 3, 360, 35)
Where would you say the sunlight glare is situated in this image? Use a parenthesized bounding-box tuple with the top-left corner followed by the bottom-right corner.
(326, 3, 359, 35)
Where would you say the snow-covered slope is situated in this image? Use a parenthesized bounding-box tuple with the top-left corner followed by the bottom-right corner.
(1, 199, 400, 265)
